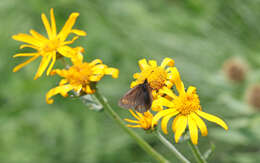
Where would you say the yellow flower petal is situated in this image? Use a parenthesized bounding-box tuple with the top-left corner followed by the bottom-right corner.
(63, 36, 79, 45)
(46, 84, 74, 104)
(172, 116, 178, 133)
(152, 109, 178, 127)
(130, 81, 138, 88)
(159, 87, 177, 99)
(70, 48, 84, 64)
(19, 44, 39, 50)
(71, 29, 87, 36)
(191, 113, 208, 136)
(29, 30, 48, 42)
(160, 57, 174, 68)
(187, 86, 197, 94)
(144, 111, 153, 118)
(152, 97, 174, 108)
(133, 73, 140, 79)
(84, 85, 94, 94)
(161, 111, 178, 134)
(129, 110, 141, 121)
(58, 12, 80, 41)
(73, 85, 82, 93)
(196, 110, 228, 130)
(13, 55, 40, 72)
(165, 67, 176, 74)
(148, 60, 157, 67)
(59, 79, 68, 85)
(151, 102, 164, 112)
(92, 69, 104, 76)
(57, 46, 76, 58)
(174, 115, 187, 143)
(105, 68, 119, 78)
(50, 69, 62, 76)
(124, 119, 140, 124)
(173, 69, 185, 95)
(188, 114, 198, 145)
(166, 72, 175, 85)
(12, 33, 42, 46)
(34, 54, 52, 80)
(127, 125, 141, 128)
(89, 75, 102, 82)
(13, 53, 38, 58)
(50, 8, 57, 37)
(165, 80, 174, 88)
(41, 13, 52, 39)
(138, 59, 149, 71)
(136, 112, 144, 119)
(166, 67, 184, 94)
(92, 64, 107, 71)
(89, 59, 102, 66)
(46, 52, 56, 75)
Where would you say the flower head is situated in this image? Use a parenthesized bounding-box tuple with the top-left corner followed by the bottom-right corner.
(125, 110, 155, 130)
(131, 58, 175, 107)
(152, 68, 228, 144)
(46, 56, 119, 104)
(12, 8, 86, 79)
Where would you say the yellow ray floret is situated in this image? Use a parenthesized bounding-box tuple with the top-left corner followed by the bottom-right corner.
(46, 58, 119, 104)
(12, 8, 86, 79)
(152, 68, 228, 145)
(124, 110, 155, 130)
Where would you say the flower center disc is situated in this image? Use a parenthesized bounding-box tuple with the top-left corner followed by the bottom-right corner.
(42, 39, 60, 53)
(174, 93, 201, 115)
(145, 67, 167, 90)
(67, 63, 93, 85)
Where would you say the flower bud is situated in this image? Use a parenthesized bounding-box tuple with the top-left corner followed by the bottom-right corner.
(223, 57, 248, 82)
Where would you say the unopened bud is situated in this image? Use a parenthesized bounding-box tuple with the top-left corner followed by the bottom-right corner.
(223, 57, 248, 82)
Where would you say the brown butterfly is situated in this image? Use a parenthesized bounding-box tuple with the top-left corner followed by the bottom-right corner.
(118, 79, 153, 113)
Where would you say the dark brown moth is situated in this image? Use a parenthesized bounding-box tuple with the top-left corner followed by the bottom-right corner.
(118, 80, 153, 113)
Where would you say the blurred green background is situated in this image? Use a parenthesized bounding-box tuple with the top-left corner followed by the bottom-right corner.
(1, 0, 260, 162)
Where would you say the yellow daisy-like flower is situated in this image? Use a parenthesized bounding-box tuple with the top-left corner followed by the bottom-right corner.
(152, 68, 228, 145)
(130, 58, 175, 110)
(46, 56, 119, 104)
(12, 8, 86, 80)
(124, 110, 155, 130)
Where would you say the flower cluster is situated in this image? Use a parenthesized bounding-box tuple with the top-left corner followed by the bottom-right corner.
(12, 8, 119, 103)
(125, 58, 228, 145)
(12, 8, 228, 146)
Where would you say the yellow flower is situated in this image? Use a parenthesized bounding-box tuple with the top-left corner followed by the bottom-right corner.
(152, 68, 228, 145)
(12, 8, 86, 80)
(130, 58, 175, 111)
(124, 110, 155, 130)
(46, 56, 119, 104)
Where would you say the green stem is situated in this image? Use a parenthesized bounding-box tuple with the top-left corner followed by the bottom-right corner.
(203, 142, 215, 160)
(93, 90, 169, 163)
(188, 140, 207, 163)
(155, 131, 190, 163)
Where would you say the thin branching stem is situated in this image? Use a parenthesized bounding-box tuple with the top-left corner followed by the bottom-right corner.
(155, 130, 191, 163)
(188, 140, 207, 163)
(93, 90, 169, 163)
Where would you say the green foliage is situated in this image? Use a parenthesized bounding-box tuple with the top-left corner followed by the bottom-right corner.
(0, 0, 260, 162)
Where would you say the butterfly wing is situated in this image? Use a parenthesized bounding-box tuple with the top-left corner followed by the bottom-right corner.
(118, 82, 153, 113)
(118, 85, 141, 109)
